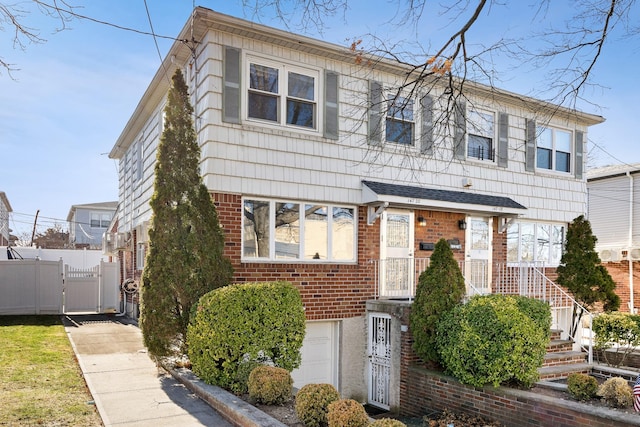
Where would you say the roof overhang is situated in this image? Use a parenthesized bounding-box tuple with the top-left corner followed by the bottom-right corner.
(362, 181, 527, 220)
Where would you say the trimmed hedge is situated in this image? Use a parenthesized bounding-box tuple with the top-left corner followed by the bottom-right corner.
(187, 281, 306, 392)
(436, 294, 550, 388)
(295, 383, 340, 427)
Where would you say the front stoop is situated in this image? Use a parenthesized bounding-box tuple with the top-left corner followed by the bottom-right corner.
(538, 329, 589, 380)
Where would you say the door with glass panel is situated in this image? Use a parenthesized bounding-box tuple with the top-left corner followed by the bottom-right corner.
(465, 216, 493, 294)
(380, 210, 414, 298)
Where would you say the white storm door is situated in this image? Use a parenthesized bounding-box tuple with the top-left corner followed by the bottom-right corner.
(380, 210, 415, 298)
(465, 216, 493, 294)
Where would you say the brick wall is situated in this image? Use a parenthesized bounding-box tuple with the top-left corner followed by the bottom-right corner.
(396, 304, 637, 427)
(214, 194, 470, 320)
(602, 261, 640, 313)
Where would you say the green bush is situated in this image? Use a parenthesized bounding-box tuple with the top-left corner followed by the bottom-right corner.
(369, 418, 407, 427)
(512, 295, 552, 341)
(436, 294, 549, 388)
(247, 365, 293, 405)
(597, 377, 633, 408)
(566, 373, 598, 401)
(593, 312, 640, 367)
(187, 281, 306, 392)
(410, 238, 466, 363)
(294, 383, 340, 427)
(234, 358, 263, 395)
(326, 399, 369, 427)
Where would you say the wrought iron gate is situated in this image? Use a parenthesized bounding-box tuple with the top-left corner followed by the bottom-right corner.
(368, 313, 391, 409)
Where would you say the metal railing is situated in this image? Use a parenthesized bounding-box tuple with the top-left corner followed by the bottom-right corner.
(371, 258, 593, 363)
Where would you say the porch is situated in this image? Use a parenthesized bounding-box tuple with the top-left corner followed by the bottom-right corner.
(370, 258, 593, 362)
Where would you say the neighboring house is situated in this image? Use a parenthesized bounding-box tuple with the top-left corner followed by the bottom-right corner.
(109, 7, 603, 407)
(67, 202, 118, 249)
(0, 192, 12, 246)
(587, 163, 640, 313)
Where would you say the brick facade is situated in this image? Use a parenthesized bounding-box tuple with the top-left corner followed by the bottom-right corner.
(213, 193, 484, 320)
(602, 261, 640, 313)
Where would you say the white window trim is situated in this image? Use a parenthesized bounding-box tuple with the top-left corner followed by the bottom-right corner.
(467, 108, 496, 162)
(385, 93, 416, 146)
(507, 221, 565, 267)
(241, 197, 358, 263)
(536, 125, 573, 174)
(243, 54, 322, 134)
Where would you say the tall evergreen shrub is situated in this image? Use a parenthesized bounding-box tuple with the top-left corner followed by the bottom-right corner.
(140, 69, 233, 359)
(410, 238, 466, 363)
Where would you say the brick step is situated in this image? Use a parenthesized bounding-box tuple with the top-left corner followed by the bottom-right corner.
(546, 339, 574, 353)
(549, 329, 563, 341)
(538, 362, 591, 380)
(543, 350, 586, 367)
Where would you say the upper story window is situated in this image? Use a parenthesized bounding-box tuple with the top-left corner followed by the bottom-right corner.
(537, 127, 572, 173)
(242, 198, 356, 262)
(247, 59, 318, 130)
(467, 109, 495, 161)
(386, 96, 414, 145)
(91, 213, 111, 228)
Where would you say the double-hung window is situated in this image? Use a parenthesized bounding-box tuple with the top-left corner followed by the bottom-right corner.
(537, 127, 572, 173)
(91, 213, 111, 228)
(467, 109, 495, 161)
(247, 59, 318, 130)
(242, 198, 356, 262)
(385, 96, 414, 145)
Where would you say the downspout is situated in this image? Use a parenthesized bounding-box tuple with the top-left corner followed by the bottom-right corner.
(628, 171, 634, 313)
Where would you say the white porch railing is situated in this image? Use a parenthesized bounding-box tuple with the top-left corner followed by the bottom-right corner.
(371, 258, 593, 363)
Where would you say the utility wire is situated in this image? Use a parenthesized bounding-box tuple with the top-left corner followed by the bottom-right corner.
(143, 0, 171, 83)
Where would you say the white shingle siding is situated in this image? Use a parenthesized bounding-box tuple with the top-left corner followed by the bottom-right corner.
(112, 10, 600, 236)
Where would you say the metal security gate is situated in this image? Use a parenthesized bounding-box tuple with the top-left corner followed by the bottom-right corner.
(368, 313, 391, 409)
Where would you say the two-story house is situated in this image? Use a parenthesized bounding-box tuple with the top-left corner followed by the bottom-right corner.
(67, 201, 117, 250)
(109, 7, 603, 406)
(587, 163, 640, 314)
(0, 192, 12, 246)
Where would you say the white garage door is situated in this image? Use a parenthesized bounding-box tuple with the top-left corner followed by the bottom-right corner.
(291, 321, 339, 389)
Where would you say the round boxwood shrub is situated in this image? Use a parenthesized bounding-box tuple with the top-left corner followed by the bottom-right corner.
(187, 281, 306, 392)
(436, 294, 549, 388)
(597, 377, 633, 408)
(369, 419, 407, 427)
(567, 373, 598, 401)
(247, 365, 293, 405)
(294, 383, 340, 427)
(326, 399, 369, 427)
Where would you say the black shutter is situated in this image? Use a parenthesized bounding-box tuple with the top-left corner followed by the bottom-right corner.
(420, 94, 433, 155)
(525, 119, 536, 172)
(368, 80, 383, 145)
(497, 112, 509, 168)
(324, 71, 339, 140)
(575, 130, 584, 179)
(223, 46, 241, 124)
(453, 101, 466, 160)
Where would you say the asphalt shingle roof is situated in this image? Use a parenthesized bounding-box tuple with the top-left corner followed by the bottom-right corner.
(362, 180, 526, 210)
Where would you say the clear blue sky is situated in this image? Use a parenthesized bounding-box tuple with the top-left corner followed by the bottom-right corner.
(0, 1, 636, 238)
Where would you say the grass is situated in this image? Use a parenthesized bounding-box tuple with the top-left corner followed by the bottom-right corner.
(0, 315, 102, 426)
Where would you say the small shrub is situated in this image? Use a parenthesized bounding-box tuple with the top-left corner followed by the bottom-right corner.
(247, 365, 293, 405)
(436, 294, 548, 388)
(566, 373, 598, 401)
(593, 312, 640, 367)
(187, 281, 305, 391)
(234, 359, 263, 395)
(326, 399, 369, 427)
(295, 383, 340, 427)
(597, 377, 633, 408)
(369, 418, 407, 427)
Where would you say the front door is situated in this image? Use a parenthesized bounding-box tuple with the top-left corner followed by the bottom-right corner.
(465, 216, 493, 294)
(380, 209, 415, 298)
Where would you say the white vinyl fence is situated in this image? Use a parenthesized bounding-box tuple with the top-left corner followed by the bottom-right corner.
(0, 259, 119, 315)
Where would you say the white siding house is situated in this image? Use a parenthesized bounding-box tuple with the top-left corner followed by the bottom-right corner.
(67, 202, 117, 249)
(109, 7, 604, 404)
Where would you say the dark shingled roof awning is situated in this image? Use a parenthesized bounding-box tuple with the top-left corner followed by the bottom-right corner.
(362, 180, 526, 216)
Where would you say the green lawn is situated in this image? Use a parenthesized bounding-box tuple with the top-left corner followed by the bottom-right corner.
(0, 315, 102, 426)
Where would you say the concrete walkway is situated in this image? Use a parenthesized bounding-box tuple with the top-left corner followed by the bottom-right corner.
(63, 314, 233, 427)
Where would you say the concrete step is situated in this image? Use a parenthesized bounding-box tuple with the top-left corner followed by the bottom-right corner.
(538, 362, 591, 380)
(543, 350, 586, 367)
